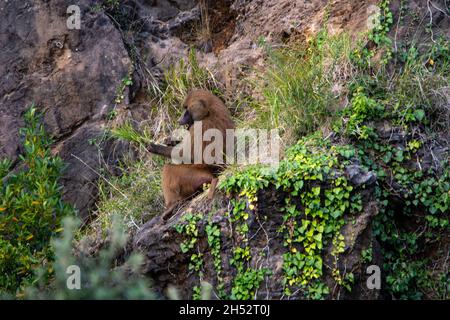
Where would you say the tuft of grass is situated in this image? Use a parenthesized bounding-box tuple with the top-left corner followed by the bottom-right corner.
(81, 158, 164, 240)
(111, 121, 153, 147)
(257, 31, 355, 143)
(161, 48, 221, 111)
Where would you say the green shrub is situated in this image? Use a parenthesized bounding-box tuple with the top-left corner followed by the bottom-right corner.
(25, 215, 154, 300)
(0, 106, 74, 294)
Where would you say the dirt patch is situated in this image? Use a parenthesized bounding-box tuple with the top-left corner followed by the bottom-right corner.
(174, 0, 236, 54)
(208, 0, 237, 54)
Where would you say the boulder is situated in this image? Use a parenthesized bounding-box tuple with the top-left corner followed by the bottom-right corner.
(0, 0, 131, 218)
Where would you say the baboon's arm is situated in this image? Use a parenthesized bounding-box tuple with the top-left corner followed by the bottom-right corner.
(147, 143, 174, 158)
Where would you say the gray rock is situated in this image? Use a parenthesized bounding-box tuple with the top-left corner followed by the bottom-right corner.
(0, 0, 131, 218)
(345, 165, 377, 187)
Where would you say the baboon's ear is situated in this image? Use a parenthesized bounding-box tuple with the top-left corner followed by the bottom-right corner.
(189, 99, 209, 121)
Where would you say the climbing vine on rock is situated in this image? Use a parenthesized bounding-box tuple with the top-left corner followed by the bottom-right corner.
(221, 135, 365, 299)
(175, 212, 204, 299)
(227, 198, 271, 300)
(337, 27, 450, 297)
(205, 218, 226, 298)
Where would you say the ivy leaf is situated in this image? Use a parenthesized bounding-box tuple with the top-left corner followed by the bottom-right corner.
(312, 187, 321, 197)
(414, 109, 425, 122)
(331, 210, 342, 219)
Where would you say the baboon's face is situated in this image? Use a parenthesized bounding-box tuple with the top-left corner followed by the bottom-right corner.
(179, 97, 209, 128)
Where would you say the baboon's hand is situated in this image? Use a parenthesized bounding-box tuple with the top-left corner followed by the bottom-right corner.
(163, 137, 181, 146)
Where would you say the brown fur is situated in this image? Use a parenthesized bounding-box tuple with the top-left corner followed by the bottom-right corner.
(148, 90, 234, 219)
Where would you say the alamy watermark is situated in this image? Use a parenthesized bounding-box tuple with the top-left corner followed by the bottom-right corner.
(366, 265, 381, 290)
(367, 4, 381, 30)
(66, 265, 81, 290)
(168, 123, 281, 167)
(67, 5, 81, 30)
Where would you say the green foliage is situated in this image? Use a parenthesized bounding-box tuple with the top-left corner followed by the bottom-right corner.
(306, 281, 330, 300)
(84, 159, 164, 240)
(231, 267, 269, 300)
(221, 134, 361, 299)
(205, 220, 225, 298)
(351, 0, 393, 67)
(368, 0, 393, 49)
(336, 1, 449, 298)
(372, 166, 449, 299)
(278, 138, 355, 297)
(0, 106, 74, 294)
(342, 88, 384, 140)
(330, 234, 354, 292)
(361, 247, 373, 264)
(110, 121, 152, 147)
(259, 31, 354, 141)
(384, 258, 443, 300)
(0, 159, 11, 180)
(391, 53, 449, 131)
(175, 213, 205, 299)
(176, 213, 202, 254)
(227, 198, 271, 300)
(25, 216, 154, 299)
(162, 48, 221, 113)
(221, 7, 449, 297)
(336, 28, 450, 297)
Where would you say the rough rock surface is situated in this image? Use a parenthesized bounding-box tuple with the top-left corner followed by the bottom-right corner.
(0, 0, 132, 218)
(133, 166, 381, 299)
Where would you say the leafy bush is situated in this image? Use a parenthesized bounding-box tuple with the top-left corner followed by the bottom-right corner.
(25, 216, 154, 300)
(0, 106, 74, 294)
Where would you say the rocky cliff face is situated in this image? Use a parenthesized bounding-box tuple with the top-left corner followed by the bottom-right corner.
(0, 0, 132, 218)
(1, 0, 384, 218)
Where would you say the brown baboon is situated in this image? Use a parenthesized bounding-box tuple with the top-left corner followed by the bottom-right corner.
(148, 90, 234, 219)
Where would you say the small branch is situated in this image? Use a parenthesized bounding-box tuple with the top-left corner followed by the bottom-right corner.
(427, 0, 436, 43)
